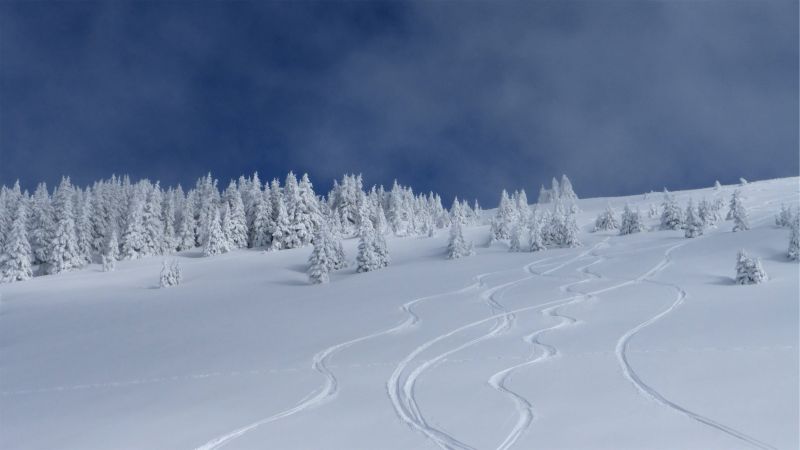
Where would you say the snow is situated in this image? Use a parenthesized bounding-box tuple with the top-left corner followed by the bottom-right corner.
(1, 177, 798, 450)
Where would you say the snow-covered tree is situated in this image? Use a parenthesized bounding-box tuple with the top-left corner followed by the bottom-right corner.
(697, 198, 718, 228)
(714, 180, 722, 190)
(735, 250, 766, 285)
(659, 189, 683, 230)
(223, 181, 248, 249)
(562, 210, 581, 247)
(75, 190, 94, 264)
(121, 187, 147, 260)
(528, 218, 545, 252)
(775, 204, 794, 228)
(559, 174, 578, 201)
(250, 191, 273, 248)
(1, 201, 33, 282)
(269, 189, 291, 251)
(619, 204, 645, 235)
(684, 199, 703, 238)
(102, 230, 119, 272)
(159, 259, 182, 288)
(647, 203, 658, 219)
(492, 190, 516, 240)
(307, 230, 330, 284)
(28, 183, 53, 265)
(788, 214, 799, 261)
(175, 200, 196, 251)
(203, 207, 229, 257)
(593, 205, 619, 232)
(332, 238, 348, 270)
(161, 191, 177, 253)
(48, 177, 82, 274)
(447, 221, 474, 259)
(356, 202, 380, 272)
(739, 177, 748, 186)
(727, 189, 749, 232)
(509, 222, 524, 252)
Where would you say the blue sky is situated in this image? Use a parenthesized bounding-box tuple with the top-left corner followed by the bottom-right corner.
(0, 1, 797, 205)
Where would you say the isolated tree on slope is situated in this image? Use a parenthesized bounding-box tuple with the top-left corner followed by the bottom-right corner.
(735, 250, 766, 285)
(102, 230, 119, 272)
(159, 259, 182, 288)
(447, 221, 474, 259)
(619, 204, 645, 235)
(660, 190, 683, 230)
(788, 214, 799, 261)
(728, 190, 749, 232)
(307, 230, 331, 284)
(775, 204, 794, 228)
(1, 201, 33, 282)
(593, 205, 619, 232)
(48, 177, 82, 274)
(203, 207, 229, 257)
(684, 199, 704, 238)
(714, 180, 722, 190)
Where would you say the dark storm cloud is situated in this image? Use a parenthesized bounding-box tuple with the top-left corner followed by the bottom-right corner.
(0, 1, 796, 205)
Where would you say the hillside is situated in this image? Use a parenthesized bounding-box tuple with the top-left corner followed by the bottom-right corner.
(1, 177, 798, 450)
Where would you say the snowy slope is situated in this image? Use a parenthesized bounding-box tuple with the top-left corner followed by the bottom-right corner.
(1, 177, 798, 450)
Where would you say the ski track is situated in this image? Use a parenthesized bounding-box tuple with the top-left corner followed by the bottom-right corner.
(614, 242, 778, 450)
(387, 242, 607, 450)
(194, 254, 565, 450)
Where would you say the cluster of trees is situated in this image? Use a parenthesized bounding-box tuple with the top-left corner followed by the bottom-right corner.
(489, 175, 581, 253)
(0, 172, 485, 285)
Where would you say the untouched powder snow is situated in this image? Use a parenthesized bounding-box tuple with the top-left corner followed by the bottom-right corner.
(1, 177, 798, 450)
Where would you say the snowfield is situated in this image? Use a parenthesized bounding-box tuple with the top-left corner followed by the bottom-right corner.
(1, 177, 798, 450)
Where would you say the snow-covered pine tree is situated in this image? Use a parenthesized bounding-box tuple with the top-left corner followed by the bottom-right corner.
(447, 221, 474, 259)
(142, 182, 165, 256)
(739, 177, 748, 186)
(373, 229, 390, 268)
(560, 175, 578, 201)
(537, 184, 551, 204)
(528, 217, 545, 252)
(1, 200, 33, 282)
(307, 229, 330, 284)
(159, 259, 182, 288)
(728, 189, 749, 232)
(48, 177, 82, 274)
(509, 222, 524, 252)
(269, 188, 291, 251)
(647, 203, 658, 219)
(659, 189, 683, 230)
(356, 201, 380, 272)
(333, 238, 348, 270)
(75, 189, 94, 264)
(775, 204, 794, 228)
(102, 229, 119, 272)
(788, 213, 799, 261)
(563, 210, 581, 247)
(735, 250, 766, 285)
(220, 203, 235, 250)
(203, 206, 229, 257)
(28, 183, 53, 265)
(697, 198, 717, 228)
(619, 204, 644, 235)
(250, 191, 273, 248)
(294, 173, 322, 246)
(684, 199, 703, 238)
(593, 205, 619, 232)
(492, 190, 516, 240)
(161, 191, 177, 253)
(516, 189, 529, 218)
(175, 199, 196, 251)
(121, 185, 147, 259)
(223, 182, 248, 249)
(714, 180, 722, 190)
(473, 199, 482, 224)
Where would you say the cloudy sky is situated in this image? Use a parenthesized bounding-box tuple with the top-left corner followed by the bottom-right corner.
(0, 1, 797, 205)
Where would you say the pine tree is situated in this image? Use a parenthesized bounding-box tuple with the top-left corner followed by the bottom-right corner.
(223, 181, 248, 249)
(159, 259, 182, 288)
(559, 175, 578, 201)
(175, 200, 196, 251)
(28, 183, 53, 265)
(528, 218, 545, 252)
(269, 191, 291, 251)
(121, 187, 147, 260)
(593, 205, 619, 232)
(142, 182, 165, 256)
(48, 177, 82, 274)
(660, 189, 683, 230)
(307, 230, 330, 284)
(75, 190, 94, 264)
(356, 204, 379, 272)
(735, 250, 766, 285)
(619, 204, 645, 235)
(250, 191, 273, 248)
(647, 203, 658, 219)
(563, 210, 581, 247)
(697, 198, 717, 228)
(102, 230, 119, 272)
(684, 199, 703, 238)
(1, 200, 33, 282)
(714, 180, 722, 190)
(447, 220, 474, 259)
(775, 204, 794, 228)
(788, 214, 799, 261)
(509, 222, 524, 252)
(728, 190, 749, 232)
(492, 190, 516, 240)
(161, 192, 177, 254)
(373, 229, 390, 268)
(203, 207, 228, 257)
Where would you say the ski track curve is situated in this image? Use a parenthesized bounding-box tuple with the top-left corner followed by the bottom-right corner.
(387, 242, 607, 450)
(194, 254, 565, 450)
(615, 242, 778, 450)
(488, 251, 607, 450)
